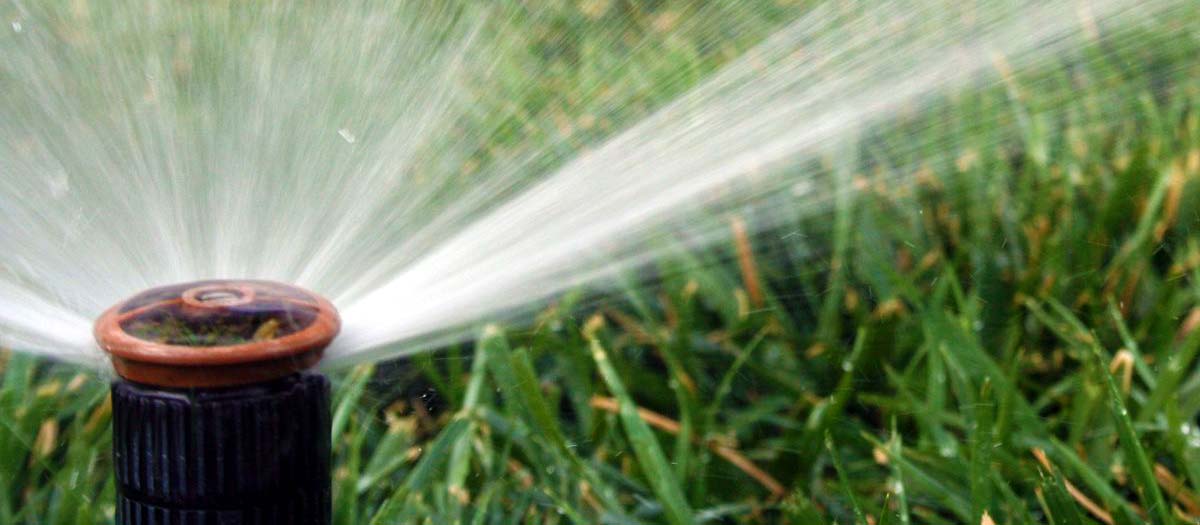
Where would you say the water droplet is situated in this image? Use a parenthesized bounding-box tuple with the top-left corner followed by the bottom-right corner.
(11, 20, 21, 33)
(46, 170, 70, 198)
(337, 128, 356, 143)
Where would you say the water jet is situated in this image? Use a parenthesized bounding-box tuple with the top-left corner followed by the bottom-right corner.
(95, 280, 339, 524)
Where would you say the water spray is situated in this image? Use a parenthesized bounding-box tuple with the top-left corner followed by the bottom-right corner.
(94, 280, 339, 524)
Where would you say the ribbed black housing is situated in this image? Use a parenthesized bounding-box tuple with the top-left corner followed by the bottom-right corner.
(112, 373, 330, 525)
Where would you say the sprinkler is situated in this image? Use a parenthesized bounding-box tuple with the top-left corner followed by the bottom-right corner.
(95, 280, 339, 524)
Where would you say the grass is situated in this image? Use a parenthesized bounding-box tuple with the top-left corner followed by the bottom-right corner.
(4, 0, 1200, 523)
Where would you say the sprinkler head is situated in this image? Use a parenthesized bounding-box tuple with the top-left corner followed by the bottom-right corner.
(95, 279, 339, 388)
(96, 280, 337, 525)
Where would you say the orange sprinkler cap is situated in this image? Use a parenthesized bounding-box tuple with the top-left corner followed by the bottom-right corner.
(95, 280, 340, 388)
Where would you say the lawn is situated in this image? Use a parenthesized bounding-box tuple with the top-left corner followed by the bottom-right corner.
(3, 1, 1200, 523)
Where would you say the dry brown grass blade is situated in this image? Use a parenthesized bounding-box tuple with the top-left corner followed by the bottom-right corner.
(603, 308, 658, 345)
(730, 216, 765, 309)
(1108, 350, 1134, 395)
(1031, 447, 1115, 525)
(590, 395, 786, 498)
(1154, 463, 1200, 517)
(1177, 307, 1200, 341)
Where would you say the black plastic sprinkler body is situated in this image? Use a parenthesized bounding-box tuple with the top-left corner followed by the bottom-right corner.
(95, 280, 340, 525)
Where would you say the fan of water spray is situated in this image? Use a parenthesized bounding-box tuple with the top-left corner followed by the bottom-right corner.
(1, 0, 1196, 370)
(0, 0, 493, 365)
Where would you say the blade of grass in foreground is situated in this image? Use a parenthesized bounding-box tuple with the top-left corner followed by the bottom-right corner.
(331, 364, 373, 442)
(1091, 345, 1172, 524)
(590, 337, 694, 525)
(1037, 466, 1086, 525)
(970, 379, 995, 523)
(827, 431, 868, 525)
(445, 327, 494, 521)
(368, 418, 470, 525)
(483, 328, 636, 521)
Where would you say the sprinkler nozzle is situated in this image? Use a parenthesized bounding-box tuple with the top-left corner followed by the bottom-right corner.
(95, 279, 340, 388)
(96, 280, 338, 525)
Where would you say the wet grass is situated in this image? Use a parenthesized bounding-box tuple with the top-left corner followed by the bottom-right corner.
(4, 0, 1200, 523)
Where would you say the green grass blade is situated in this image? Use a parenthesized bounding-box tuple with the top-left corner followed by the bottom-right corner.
(590, 338, 694, 525)
(445, 327, 495, 519)
(1091, 346, 1172, 524)
(970, 379, 995, 523)
(1037, 467, 1086, 525)
(827, 431, 868, 525)
(331, 364, 373, 442)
